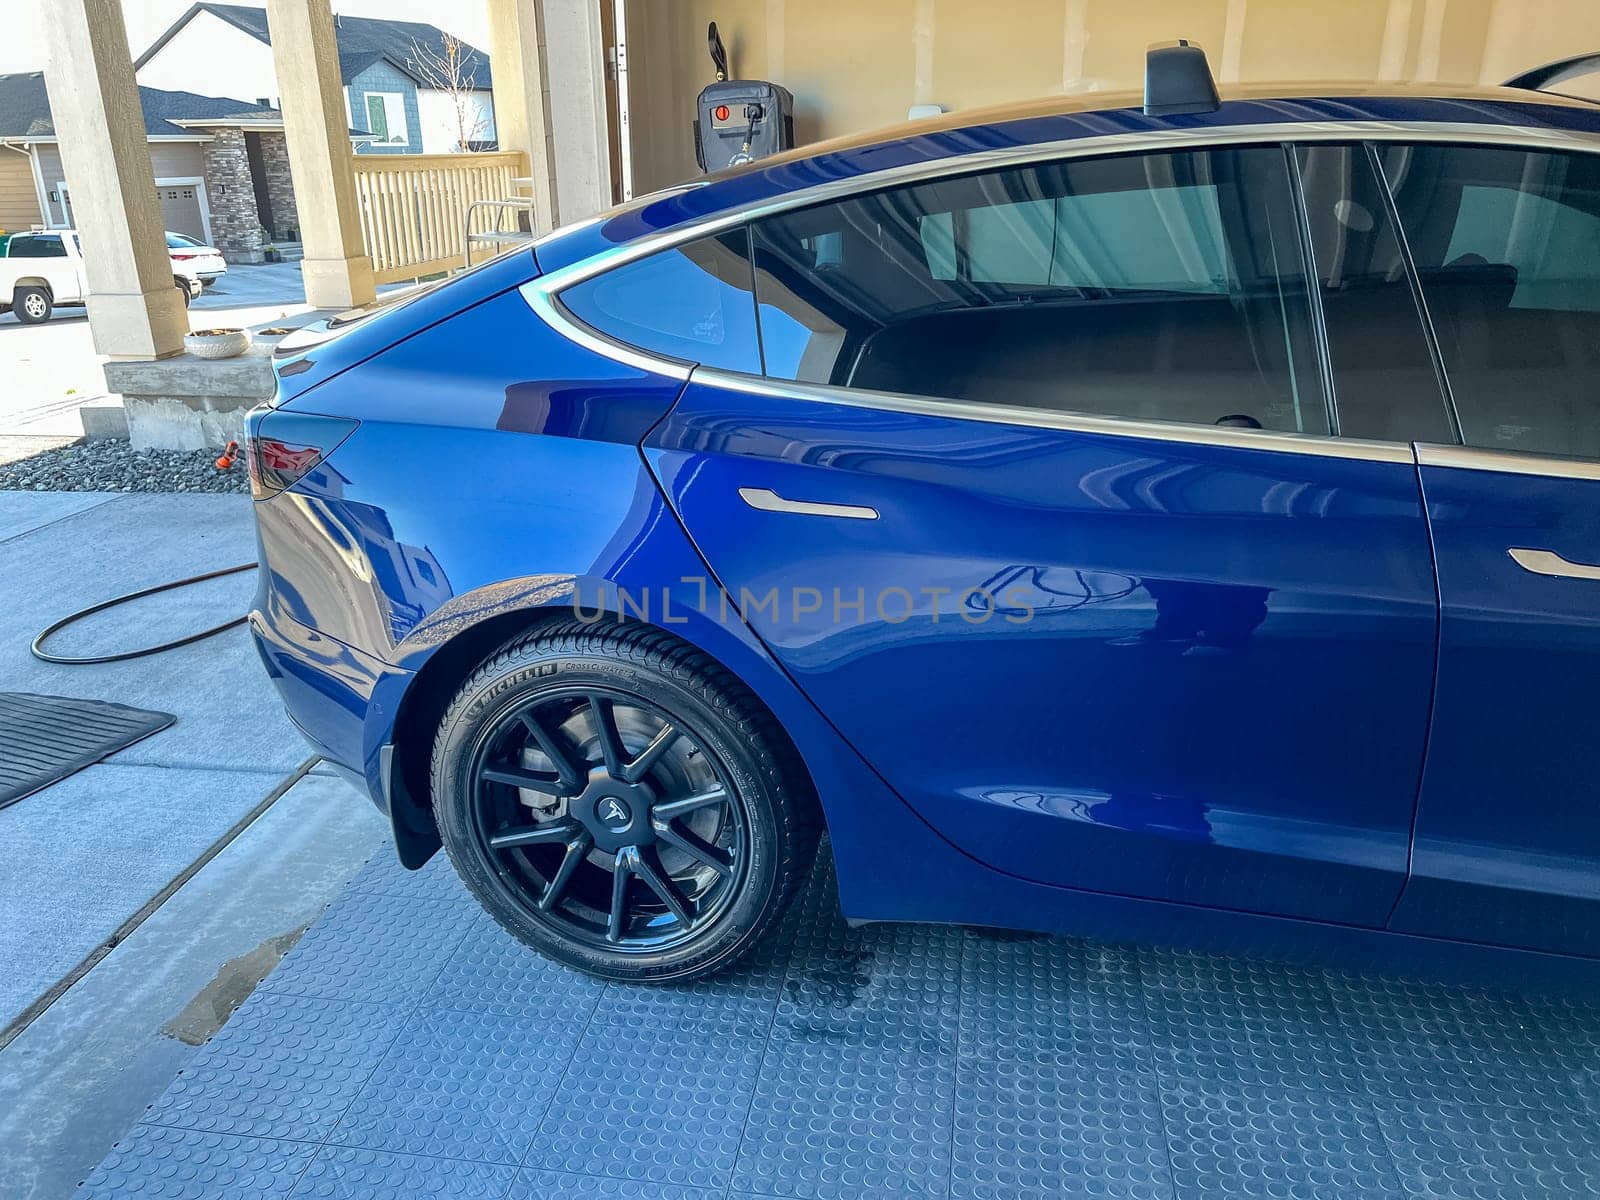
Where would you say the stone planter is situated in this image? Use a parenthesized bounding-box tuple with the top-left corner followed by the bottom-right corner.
(184, 328, 252, 360)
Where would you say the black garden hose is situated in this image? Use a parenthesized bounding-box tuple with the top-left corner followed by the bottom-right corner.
(31, 563, 258, 665)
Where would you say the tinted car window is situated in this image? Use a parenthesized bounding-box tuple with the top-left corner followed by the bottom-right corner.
(559, 229, 761, 373)
(1381, 143, 1600, 458)
(8, 234, 65, 258)
(750, 147, 1328, 435)
(1295, 144, 1453, 444)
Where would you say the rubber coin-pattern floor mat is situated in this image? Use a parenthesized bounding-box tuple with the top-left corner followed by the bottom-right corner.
(77, 840, 1600, 1200)
(0, 692, 174, 810)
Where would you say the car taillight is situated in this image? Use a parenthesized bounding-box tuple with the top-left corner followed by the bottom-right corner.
(245, 409, 358, 500)
(171, 252, 199, 261)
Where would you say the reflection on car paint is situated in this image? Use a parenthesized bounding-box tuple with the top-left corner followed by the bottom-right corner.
(246, 87, 1600, 983)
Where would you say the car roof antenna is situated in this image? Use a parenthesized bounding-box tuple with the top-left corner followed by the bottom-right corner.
(1144, 39, 1221, 116)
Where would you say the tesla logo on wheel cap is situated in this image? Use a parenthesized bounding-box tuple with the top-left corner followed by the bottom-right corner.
(599, 797, 631, 829)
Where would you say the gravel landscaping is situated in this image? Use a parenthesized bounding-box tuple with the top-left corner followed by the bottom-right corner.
(0, 439, 248, 494)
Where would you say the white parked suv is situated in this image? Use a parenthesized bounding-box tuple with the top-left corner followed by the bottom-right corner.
(0, 229, 204, 324)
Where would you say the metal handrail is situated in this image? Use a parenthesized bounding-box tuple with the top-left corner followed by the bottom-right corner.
(463, 195, 536, 269)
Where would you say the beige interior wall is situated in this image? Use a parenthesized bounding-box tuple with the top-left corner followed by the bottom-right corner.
(0, 150, 43, 233)
(623, 0, 1600, 194)
(1075, 1, 1230, 90)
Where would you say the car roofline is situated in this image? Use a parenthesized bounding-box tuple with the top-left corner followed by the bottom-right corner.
(724, 79, 1600, 173)
(534, 112, 1600, 287)
(533, 88, 1600, 275)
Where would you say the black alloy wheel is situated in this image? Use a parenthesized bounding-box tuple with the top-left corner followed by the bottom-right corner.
(471, 686, 748, 950)
(433, 621, 817, 981)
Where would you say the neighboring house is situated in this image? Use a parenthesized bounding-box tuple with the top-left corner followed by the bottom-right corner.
(0, 71, 298, 263)
(135, 4, 496, 155)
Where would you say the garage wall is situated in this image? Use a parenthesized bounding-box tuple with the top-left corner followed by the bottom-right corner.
(624, 0, 1600, 193)
(0, 148, 42, 234)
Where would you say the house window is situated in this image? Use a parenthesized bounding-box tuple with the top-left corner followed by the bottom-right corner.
(363, 92, 408, 146)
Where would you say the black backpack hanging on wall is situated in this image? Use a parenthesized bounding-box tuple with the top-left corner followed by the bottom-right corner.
(694, 22, 795, 172)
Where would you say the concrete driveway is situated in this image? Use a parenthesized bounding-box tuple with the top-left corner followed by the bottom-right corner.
(0, 489, 385, 1199)
(0, 261, 317, 439)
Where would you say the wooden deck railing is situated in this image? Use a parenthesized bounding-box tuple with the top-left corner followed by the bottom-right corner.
(351, 151, 530, 284)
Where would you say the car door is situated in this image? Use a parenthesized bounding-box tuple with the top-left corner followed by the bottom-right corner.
(637, 142, 1443, 926)
(6, 233, 76, 298)
(1376, 141, 1600, 957)
(36, 233, 76, 299)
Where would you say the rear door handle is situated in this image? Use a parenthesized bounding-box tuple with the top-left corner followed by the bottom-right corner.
(737, 487, 879, 521)
(1508, 547, 1600, 581)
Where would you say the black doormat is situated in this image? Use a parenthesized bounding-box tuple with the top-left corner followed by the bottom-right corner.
(0, 693, 174, 811)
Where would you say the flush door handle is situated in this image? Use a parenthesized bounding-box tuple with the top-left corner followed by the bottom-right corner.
(1508, 547, 1600, 581)
(737, 487, 878, 521)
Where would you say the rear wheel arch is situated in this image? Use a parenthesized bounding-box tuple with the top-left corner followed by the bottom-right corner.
(386, 604, 822, 869)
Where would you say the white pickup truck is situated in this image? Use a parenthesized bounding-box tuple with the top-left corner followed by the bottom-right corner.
(1, 229, 201, 324)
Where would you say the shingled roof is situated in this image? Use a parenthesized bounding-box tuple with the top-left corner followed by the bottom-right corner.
(135, 4, 492, 90)
(0, 71, 280, 140)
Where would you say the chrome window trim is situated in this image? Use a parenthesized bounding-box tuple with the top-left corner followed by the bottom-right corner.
(695, 367, 1416, 463)
(530, 121, 1600, 294)
(521, 118, 1600, 459)
(1416, 444, 1600, 481)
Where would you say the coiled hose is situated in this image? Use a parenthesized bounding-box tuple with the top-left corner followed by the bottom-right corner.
(30, 562, 259, 665)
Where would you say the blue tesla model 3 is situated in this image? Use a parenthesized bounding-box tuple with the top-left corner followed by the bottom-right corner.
(250, 52, 1600, 983)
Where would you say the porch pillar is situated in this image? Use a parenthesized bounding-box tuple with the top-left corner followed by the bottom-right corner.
(265, 0, 374, 308)
(543, 0, 614, 224)
(487, 0, 613, 234)
(41, 0, 186, 360)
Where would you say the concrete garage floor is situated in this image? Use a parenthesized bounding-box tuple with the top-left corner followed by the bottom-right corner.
(6, 491, 1600, 1199)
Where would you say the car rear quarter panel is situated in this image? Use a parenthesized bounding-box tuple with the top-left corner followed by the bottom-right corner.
(259, 284, 962, 916)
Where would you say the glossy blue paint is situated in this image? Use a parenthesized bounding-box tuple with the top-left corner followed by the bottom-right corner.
(269, 247, 540, 406)
(646, 377, 1437, 927)
(245, 85, 1600, 982)
(1389, 462, 1600, 957)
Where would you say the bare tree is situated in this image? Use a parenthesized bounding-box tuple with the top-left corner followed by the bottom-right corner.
(407, 33, 490, 152)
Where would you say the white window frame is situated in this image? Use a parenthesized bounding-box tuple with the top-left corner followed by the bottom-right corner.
(362, 92, 409, 146)
(55, 175, 214, 246)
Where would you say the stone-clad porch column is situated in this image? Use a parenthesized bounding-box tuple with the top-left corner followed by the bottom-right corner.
(265, 0, 374, 308)
(199, 127, 265, 262)
(41, 0, 186, 360)
(259, 132, 300, 241)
